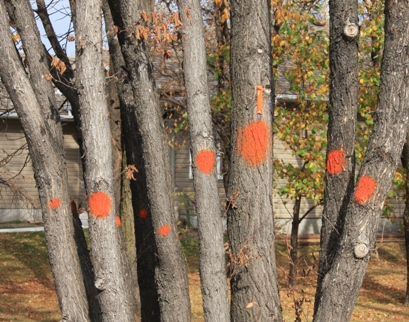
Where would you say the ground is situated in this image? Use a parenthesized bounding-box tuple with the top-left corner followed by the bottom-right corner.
(0, 230, 408, 321)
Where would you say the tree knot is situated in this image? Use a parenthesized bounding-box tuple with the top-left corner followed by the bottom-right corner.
(343, 20, 359, 38)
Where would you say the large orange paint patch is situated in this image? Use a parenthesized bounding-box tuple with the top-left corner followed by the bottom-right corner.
(49, 198, 61, 209)
(158, 225, 171, 236)
(195, 150, 215, 174)
(355, 175, 377, 205)
(327, 149, 345, 175)
(237, 121, 269, 166)
(89, 192, 111, 218)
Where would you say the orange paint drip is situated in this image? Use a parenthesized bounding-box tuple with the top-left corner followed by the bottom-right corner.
(327, 149, 345, 175)
(116, 216, 121, 226)
(89, 192, 111, 218)
(256, 86, 263, 115)
(355, 175, 377, 205)
(138, 208, 148, 219)
(195, 149, 215, 174)
(49, 198, 61, 209)
(158, 225, 171, 236)
(237, 121, 269, 166)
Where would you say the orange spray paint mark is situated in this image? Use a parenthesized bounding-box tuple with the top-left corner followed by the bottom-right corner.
(116, 216, 121, 226)
(256, 86, 263, 115)
(195, 149, 215, 174)
(89, 192, 111, 218)
(327, 149, 345, 175)
(138, 208, 148, 219)
(355, 175, 377, 205)
(237, 121, 269, 166)
(158, 225, 171, 236)
(49, 198, 61, 209)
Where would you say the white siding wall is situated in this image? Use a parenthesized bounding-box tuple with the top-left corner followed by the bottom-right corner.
(0, 119, 85, 222)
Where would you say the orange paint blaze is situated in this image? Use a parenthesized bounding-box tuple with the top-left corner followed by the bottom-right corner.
(256, 86, 263, 114)
(237, 121, 269, 166)
(355, 175, 377, 205)
(138, 208, 148, 219)
(116, 216, 121, 226)
(49, 198, 61, 209)
(327, 149, 345, 175)
(89, 192, 111, 218)
(195, 150, 215, 174)
(158, 225, 171, 236)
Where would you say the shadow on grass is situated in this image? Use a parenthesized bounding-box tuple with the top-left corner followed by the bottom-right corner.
(375, 242, 406, 264)
(361, 274, 405, 305)
(0, 232, 54, 290)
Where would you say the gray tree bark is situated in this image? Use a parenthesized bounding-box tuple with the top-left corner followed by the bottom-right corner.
(315, 0, 359, 308)
(313, 1, 409, 320)
(107, 1, 191, 321)
(102, 0, 161, 319)
(228, 0, 283, 320)
(0, 1, 93, 321)
(176, 0, 229, 321)
(74, 0, 134, 320)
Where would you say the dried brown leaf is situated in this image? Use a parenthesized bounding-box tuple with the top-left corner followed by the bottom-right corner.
(126, 164, 138, 181)
(51, 56, 66, 75)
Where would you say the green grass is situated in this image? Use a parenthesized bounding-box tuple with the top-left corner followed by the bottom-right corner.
(180, 235, 200, 273)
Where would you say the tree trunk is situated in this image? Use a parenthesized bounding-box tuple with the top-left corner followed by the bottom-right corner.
(102, 1, 161, 319)
(228, 0, 283, 321)
(289, 195, 301, 287)
(107, 1, 191, 321)
(0, 2, 94, 321)
(74, 1, 134, 320)
(313, 1, 409, 320)
(177, 0, 229, 321)
(315, 0, 358, 308)
(401, 133, 409, 306)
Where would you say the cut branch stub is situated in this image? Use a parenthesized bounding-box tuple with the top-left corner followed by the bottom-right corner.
(354, 243, 369, 258)
(343, 21, 359, 38)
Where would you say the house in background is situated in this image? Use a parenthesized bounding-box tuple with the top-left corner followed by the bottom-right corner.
(0, 56, 404, 235)
(0, 111, 86, 223)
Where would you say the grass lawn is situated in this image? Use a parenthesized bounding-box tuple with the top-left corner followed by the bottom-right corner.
(1, 231, 408, 321)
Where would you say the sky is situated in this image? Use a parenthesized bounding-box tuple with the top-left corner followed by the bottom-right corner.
(33, 0, 75, 56)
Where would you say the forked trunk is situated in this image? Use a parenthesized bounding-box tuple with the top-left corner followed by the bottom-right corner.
(314, 1, 409, 320)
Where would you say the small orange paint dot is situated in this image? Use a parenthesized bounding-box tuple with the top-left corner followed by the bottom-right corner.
(158, 225, 171, 236)
(49, 198, 61, 209)
(355, 175, 377, 205)
(138, 208, 148, 219)
(116, 216, 121, 226)
(327, 149, 345, 175)
(237, 121, 269, 166)
(196, 150, 215, 174)
(89, 192, 111, 218)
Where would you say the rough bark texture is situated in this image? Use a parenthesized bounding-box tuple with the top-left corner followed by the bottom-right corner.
(107, 1, 191, 321)
(401, 133, 409, 306)
(102, 4, 142, 318)
(75, 1, 134, 320)
(315, 0, 359, 305)
(102, 1, 161, 319)
(313, 1, 409, 320)
(177, 1, 229, 321)
(228, 1, 282, 321)
(0, 1, 93, 321)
